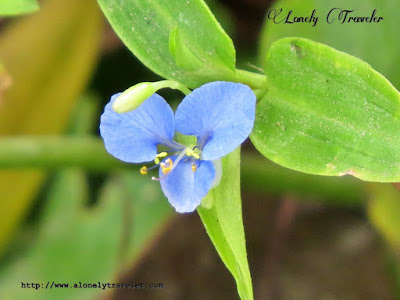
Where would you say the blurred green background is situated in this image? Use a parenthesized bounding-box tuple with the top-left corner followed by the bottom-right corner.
(0, 0, 399, 299)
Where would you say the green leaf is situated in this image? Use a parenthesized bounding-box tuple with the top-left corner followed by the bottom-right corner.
(0, 89, 170, 300)
(0, 0, 39, 16)
(198, 148, 253, 300)
(368, 184, 400, 248)
(259, 0, 400, 89)
(0, 169, 118, 300)
(251, 37, 400, 182)
(0, 170, 171, 300)
(97, 0, 236, 88)
(168, 26, 204, 71)
(0, 0, 102, 255)
(118, 171, 172, 265)
(67, 94, 101, 136)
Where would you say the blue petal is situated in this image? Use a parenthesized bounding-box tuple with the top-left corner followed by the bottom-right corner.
(175, 81, 256, 160)
(100, 93, 176, 163)
(159, 158, 215, 213)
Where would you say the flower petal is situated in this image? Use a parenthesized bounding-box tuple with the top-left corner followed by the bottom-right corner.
(175, 81, 256, 160)
(100, 93, 176, 163)
(159, 158, 215, 213)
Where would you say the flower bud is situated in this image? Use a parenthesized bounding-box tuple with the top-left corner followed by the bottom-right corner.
(112, 82, 156, 113)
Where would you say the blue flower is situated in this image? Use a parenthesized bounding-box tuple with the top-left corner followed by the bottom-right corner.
(100, 81, 256, 213)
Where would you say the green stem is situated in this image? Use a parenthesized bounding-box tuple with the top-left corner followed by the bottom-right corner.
(253, 89, 267, 100)
(0, 136, 127, 171)
(241, 154, 366, 207)
(234, 69, 267, 89)
(0, 137, 365, 206)
(152, 80, 191, 95)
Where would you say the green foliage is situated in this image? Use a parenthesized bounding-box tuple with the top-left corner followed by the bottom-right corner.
(259, 0, 400, 88)
(118, 171, 172, 265)
(251, 37, 400, 182)
(368, 184, 400, 248)
(96, 3, 256, 298)
(0, 0, 398, 299)
(0, 170, 116, 300)
(0, 0, 39, 16)
(198, 148, 253, 300)
(97, 0, 236, 88)
(0, 137, 125, 170)
(241, 154, 365, 207)
(0, 170, 171, 300)
(0, 0, 102, 255)
(0, 88, 171, 300)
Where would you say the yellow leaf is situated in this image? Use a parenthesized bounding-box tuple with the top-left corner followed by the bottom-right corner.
(368, 184, 400, 249)
(0, 0, 102, 254)
(0, 63, 12, 104)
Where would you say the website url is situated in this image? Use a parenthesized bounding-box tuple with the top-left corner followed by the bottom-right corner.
(21, 281, 164, 290)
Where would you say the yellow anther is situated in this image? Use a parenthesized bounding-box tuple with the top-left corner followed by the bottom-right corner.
(185, 148, 193, 156)
(140, 166, 148, 175)
(158, 152, 168, 158)
(154, 152, 168, 164)
(192, 164, 197, 172)
(161, 158, 173, 174)
(185, 148, 200, 159)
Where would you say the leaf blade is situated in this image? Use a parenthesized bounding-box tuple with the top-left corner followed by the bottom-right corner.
(251, 37, 400, 182)
(198, 148, 253, 300)
(259, 0, 400, 89)
(0, 0, 39, 16)
(0, 170, 172, 300)
(97, 0, 236, 87)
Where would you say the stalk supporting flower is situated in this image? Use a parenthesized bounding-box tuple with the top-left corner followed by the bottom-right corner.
(100, 81, 256, 213)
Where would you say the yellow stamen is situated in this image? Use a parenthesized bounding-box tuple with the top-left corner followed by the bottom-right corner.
(192, 164, 197, 172)
(161, 158, 173, 174)
(185, 148, 200, 159)
(158, 152, 168, 158)
(140, 166, 148, 175)
(154, 151, 168, 164)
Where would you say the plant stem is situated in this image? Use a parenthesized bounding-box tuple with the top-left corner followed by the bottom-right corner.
(152, 80, 191, 95)
(0, 136, 127, 171)
(241, 154, 366, 207)
(253, 89, 267, 100)
(0, 137, 366, 206)
(234, 69, 267, 89)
